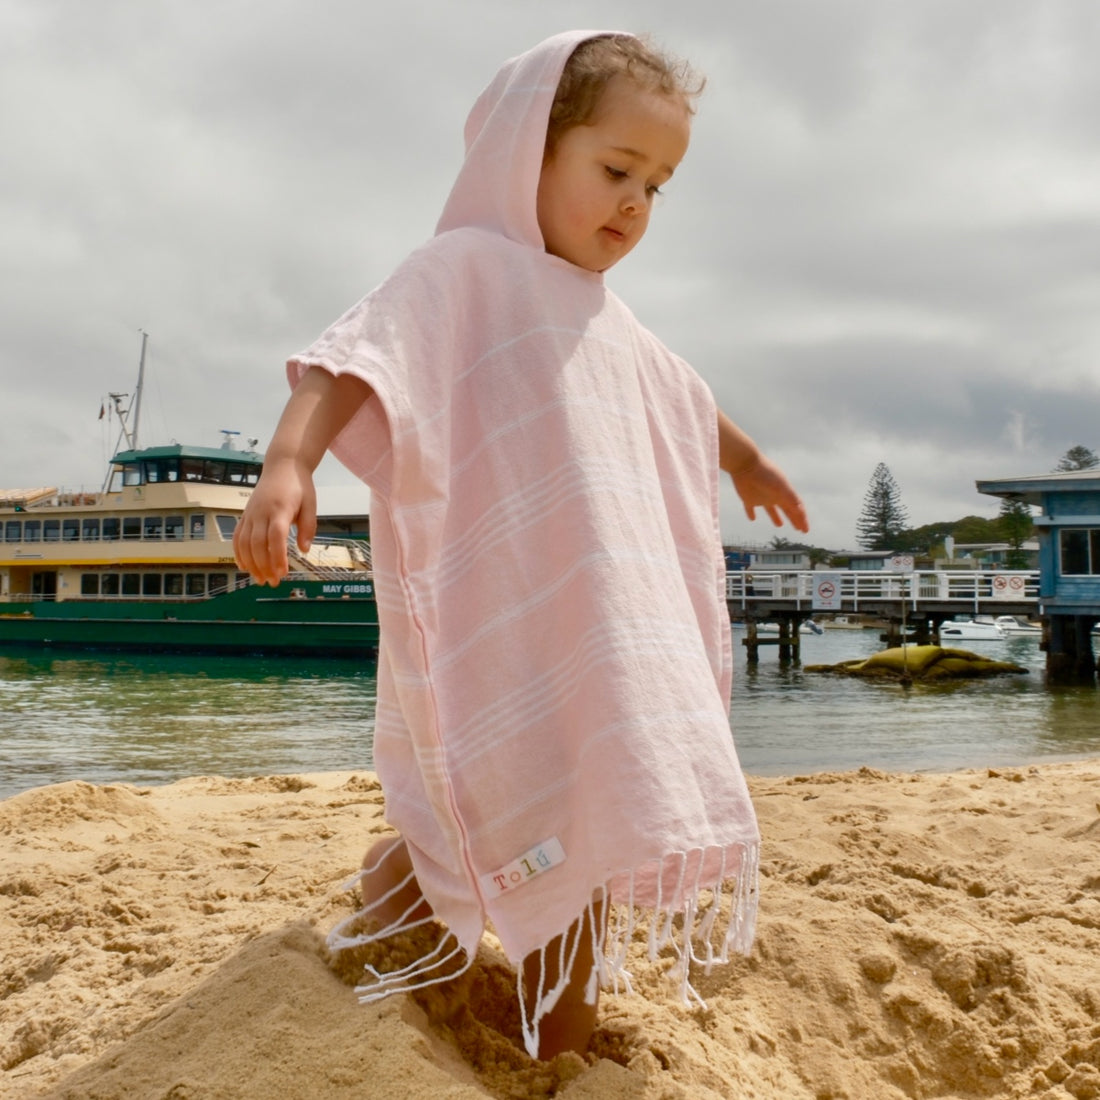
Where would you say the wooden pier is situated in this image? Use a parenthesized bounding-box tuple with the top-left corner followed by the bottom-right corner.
(728, 569, 1042, 664)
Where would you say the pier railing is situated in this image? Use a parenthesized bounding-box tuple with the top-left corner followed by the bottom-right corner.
(726, 570, 1040, 615)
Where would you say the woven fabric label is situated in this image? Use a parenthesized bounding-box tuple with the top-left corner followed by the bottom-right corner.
(480, 837, 566, 899)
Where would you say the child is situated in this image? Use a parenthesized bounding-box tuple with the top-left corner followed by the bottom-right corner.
(234, 29, 808, 1061)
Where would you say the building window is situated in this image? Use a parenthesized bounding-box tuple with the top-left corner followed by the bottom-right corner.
(1059, 529, 1100, 576)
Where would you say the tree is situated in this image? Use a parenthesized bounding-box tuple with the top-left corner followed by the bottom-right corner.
(1055, 445, 1099, 471)
(856, 463, 910, 550)
(998, 497, 1034, 569)
(951, 515, 1003, 543)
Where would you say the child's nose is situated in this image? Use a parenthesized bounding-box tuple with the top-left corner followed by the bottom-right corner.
(620, 187, 646, 215)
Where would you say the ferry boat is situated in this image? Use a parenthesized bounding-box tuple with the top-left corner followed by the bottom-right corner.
(0, 341, 378, 656)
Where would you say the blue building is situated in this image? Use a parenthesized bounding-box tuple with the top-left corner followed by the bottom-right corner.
(977, 470, 1100, 681)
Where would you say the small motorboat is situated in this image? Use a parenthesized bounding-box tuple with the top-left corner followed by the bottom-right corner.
(994, 615, 1042, 636)
(757, 621, 824, 636)
(940, 619, 1006, 641)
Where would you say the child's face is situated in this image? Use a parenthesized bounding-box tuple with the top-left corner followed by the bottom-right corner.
(536, 76, 691, 273)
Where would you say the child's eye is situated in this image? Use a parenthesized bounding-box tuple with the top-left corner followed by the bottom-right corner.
(604, 166, 628, 180)
(647, 183, 664, 197)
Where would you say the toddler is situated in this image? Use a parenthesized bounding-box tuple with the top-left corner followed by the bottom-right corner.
(235, 29, 807, 1060)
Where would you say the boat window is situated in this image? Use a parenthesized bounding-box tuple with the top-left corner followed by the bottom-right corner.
(101, 574, 120, 596)
(225, 462, 260, 486)
(165, 515, 185, 540)
(142, 574, 162, 596)
(82, 518, 100, 541)
(121, 573, 141, 596)
(4, 521, 19, 543)
(190, 514, 206, 539)
(122, 466, 142, 487)
(1060, 529, 1091, 575)
(62, 519, 80, 541)
(102, 517, 120, 541)
(143, 461, 160, 483)
(122, 517, 142, 540)
(215, 515, 238, 539)
(164, 573, 184, 596)
(143, 515, 163, 540)
(186, 573, 206, 596)
(23, 519, 41, 541)
(43, 519, 60, 542)
(81, 574, 100, 596)
(209, 572, 229, 595)
(235, 572, 250, 589)
(181, 459, 204, 482)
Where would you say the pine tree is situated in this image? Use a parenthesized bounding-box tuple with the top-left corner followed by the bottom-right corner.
(856, 463, 910, 550)
(1055, 444, 1099, 471)
(998, 497, 1033, 569)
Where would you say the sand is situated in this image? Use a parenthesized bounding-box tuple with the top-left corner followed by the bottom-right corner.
(3, 762, 1100, 1099)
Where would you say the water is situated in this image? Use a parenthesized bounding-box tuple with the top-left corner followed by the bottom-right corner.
(731, 628, 1099, 775)
(0, 630, 1097, 800)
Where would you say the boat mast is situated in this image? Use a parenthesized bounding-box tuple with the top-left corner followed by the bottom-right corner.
(101, 331, 149, 492)
(131, 329, 147, 451)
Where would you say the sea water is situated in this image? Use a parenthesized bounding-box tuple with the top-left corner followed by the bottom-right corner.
(0, 630, 1097, 801)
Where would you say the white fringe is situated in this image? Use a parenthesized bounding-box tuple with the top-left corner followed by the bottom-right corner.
(326, 840, 474, 1004)
(329, 842, 759, 1059)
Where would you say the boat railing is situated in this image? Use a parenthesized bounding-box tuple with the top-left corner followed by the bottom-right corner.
(284, 534, 372, 580)
(726, 569, 1041, 614)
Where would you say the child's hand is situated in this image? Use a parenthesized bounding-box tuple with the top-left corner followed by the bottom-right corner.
(732, 455, 809, 533)
(233, 457, 318, 586)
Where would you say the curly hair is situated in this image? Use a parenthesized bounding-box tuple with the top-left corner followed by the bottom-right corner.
(544, 35, 705, 158)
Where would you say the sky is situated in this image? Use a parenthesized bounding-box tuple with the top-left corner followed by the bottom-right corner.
(2, 0, 1098, 550)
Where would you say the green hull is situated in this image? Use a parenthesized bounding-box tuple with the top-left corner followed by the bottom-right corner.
(0, 580, 379, 657)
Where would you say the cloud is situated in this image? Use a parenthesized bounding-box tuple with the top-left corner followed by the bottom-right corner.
(2, 0, 1098, 552)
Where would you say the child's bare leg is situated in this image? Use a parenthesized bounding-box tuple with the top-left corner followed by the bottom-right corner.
(360, 835, 432, 928)
(522, 895, 607, 1060)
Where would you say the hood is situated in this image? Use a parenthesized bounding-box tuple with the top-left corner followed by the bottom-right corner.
(434, 29, 625, 249)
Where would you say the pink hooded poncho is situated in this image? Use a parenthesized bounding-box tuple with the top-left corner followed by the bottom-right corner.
(293, 30, 760, 1053)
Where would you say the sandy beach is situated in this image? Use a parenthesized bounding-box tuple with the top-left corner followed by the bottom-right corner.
(3, 762, 1100, 1099)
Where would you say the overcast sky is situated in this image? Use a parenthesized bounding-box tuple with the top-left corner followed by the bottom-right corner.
(3, 0, 1098, 549)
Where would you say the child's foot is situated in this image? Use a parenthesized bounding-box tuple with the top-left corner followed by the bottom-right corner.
(522, 895, 606, 1059)
(360, 836, 433, 930)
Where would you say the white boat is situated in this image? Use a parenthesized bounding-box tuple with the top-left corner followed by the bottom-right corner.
(822, 615, 863, 630)
(994, 615, 1042, 636)
(756, 621, 823, 636)
(940, 619, 1005, 641)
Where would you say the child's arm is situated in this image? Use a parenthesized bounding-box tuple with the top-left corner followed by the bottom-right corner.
(234, 367, 373, 585)
(717, 408, 809, 533)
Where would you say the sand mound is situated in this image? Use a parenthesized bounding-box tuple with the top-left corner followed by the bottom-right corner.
(3, 765, 1100, 1098)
